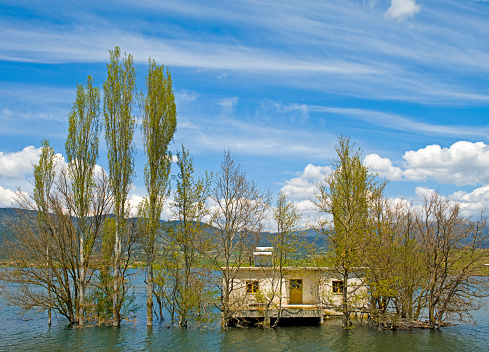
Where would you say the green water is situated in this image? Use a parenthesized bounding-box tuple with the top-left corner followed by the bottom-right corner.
(1, 272, 488, 351)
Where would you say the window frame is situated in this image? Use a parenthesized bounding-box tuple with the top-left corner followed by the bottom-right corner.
(246, 280, 259, 294)
(332, 280, 344, 294)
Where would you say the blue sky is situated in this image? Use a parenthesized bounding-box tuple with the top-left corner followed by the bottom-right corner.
(1, 0, 489, 224)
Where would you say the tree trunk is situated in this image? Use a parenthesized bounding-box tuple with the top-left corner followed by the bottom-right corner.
(113, 227, 121, 327)
(79, 235, 85, 326)
(342, 271, 350, 329)
(147, 263, 153, 326)
(221, 281, 230, 328)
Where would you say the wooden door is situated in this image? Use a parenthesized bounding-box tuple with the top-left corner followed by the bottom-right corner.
(289, 279, 303, 304)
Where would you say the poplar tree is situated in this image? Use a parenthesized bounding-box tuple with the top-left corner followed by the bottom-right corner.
(65, 76, 101, 326)
(139, 59, 177, 326)
(103, 46, 136, 326)
(316, 135, 384, 329)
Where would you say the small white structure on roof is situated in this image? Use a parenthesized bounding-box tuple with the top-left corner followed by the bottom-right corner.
(253, 247, 273, 267)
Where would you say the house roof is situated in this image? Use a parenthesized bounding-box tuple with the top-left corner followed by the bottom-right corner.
(223, 266, 367, 271)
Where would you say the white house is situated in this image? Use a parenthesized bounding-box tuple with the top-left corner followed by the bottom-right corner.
(225, 266, 367, 326)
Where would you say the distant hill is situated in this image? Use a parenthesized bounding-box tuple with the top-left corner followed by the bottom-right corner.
(0, 208, 325, 260)
(0, 207, 35, 244)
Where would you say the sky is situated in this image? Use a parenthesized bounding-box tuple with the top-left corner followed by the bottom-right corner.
(1, 0, 489, 227)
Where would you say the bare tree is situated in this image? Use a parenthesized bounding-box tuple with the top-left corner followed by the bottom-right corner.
(1, 142, 111, 325)
(417, 192, 489, 329)
(267, 192, 301, 327)
(200, 150, 270, 328)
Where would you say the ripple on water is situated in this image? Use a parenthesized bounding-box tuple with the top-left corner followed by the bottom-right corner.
(2, 272, 489, 352)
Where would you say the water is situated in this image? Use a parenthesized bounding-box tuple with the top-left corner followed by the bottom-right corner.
(1, 271, 489, 352)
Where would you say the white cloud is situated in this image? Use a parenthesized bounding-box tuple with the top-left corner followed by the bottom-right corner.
(446, 186, 489, 216)
(127, 193, 144, 218)
(385, 0, 420, 20)
(361, 141, 489, 186)
(0, 186, 20, 207)
(175, 90, 200, 105)
(217, 96, 239, 116)
(280, 164, 332, 202)
(410, 186, 489, 217)
(266, 101, 309, 122)
(218, 96, 238, 108)
(0, 146, 41, 179)
(364, 153, 403, 181)
(403, 141, 489, 185)
(310, 106, 489, 138)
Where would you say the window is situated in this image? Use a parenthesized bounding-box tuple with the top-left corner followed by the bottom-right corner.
(332, 280, 344, 294)
(246, 280, 259, 294)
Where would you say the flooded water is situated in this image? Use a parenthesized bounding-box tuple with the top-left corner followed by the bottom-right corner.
(1, 271, 489, 352)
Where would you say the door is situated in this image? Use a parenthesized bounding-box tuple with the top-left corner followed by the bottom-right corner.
(289, 279, 303, 304)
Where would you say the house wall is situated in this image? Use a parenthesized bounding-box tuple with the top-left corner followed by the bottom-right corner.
(317, 271, 367, 308)
(227, 268, 367, 309)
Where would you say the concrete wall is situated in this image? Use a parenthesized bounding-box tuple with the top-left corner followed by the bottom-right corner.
(227, 267, 367, 309)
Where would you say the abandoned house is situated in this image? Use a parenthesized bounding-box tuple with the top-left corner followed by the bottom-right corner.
(224, 248, 367, 326)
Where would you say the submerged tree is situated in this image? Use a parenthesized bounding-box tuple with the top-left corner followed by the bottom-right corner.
(103, 46, 137, 326)
(65, 75, 102, 326)
(363, 196, 424, 328)
(164, 145, 213, 326)
(1, 140, 111, 325)
(417, 192, 489, 329)
(315, 135, 385, 329)
(266, 192, 301, 327)
(201, 151, 270, 328)
(139, 59, 177, 326)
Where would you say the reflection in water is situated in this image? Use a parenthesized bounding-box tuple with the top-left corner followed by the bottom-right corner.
(1, 271, 488, 352)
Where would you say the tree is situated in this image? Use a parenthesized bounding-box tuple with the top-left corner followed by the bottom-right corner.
(315, 135, 384, 329)
(139, 59, 177, 326)
(65, 75, 102, 326)
(168, 145, 212, 327)
(266, 192, 301, 327)
(1, 141, 111, 325)
(363, 196, 425, 329)
(417, 192, 489, 329)
(103, 46, 137, 326)
(201, 150, 270, 328)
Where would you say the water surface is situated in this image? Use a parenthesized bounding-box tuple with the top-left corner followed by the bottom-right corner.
(1, 272, 487, 351)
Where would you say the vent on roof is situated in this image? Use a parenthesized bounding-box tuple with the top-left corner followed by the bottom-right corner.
(253, 247, 273, 267)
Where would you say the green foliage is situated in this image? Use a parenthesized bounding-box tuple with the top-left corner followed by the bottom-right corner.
(138, 59, 177, 325)
(103, 46, 137, 325)
(152, 145, 215, 327)
(315, 135, 386, 329)
(139, 58, 177, 254)
(272, 192, 301, 267)
(33, 139, 56, 216)
(65, 75, 101, 219)
(103, 46, 136, 221)
(317, 135, 385, 270)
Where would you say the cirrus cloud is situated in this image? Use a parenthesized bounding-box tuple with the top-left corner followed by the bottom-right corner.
(385, 0, 420, 21)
